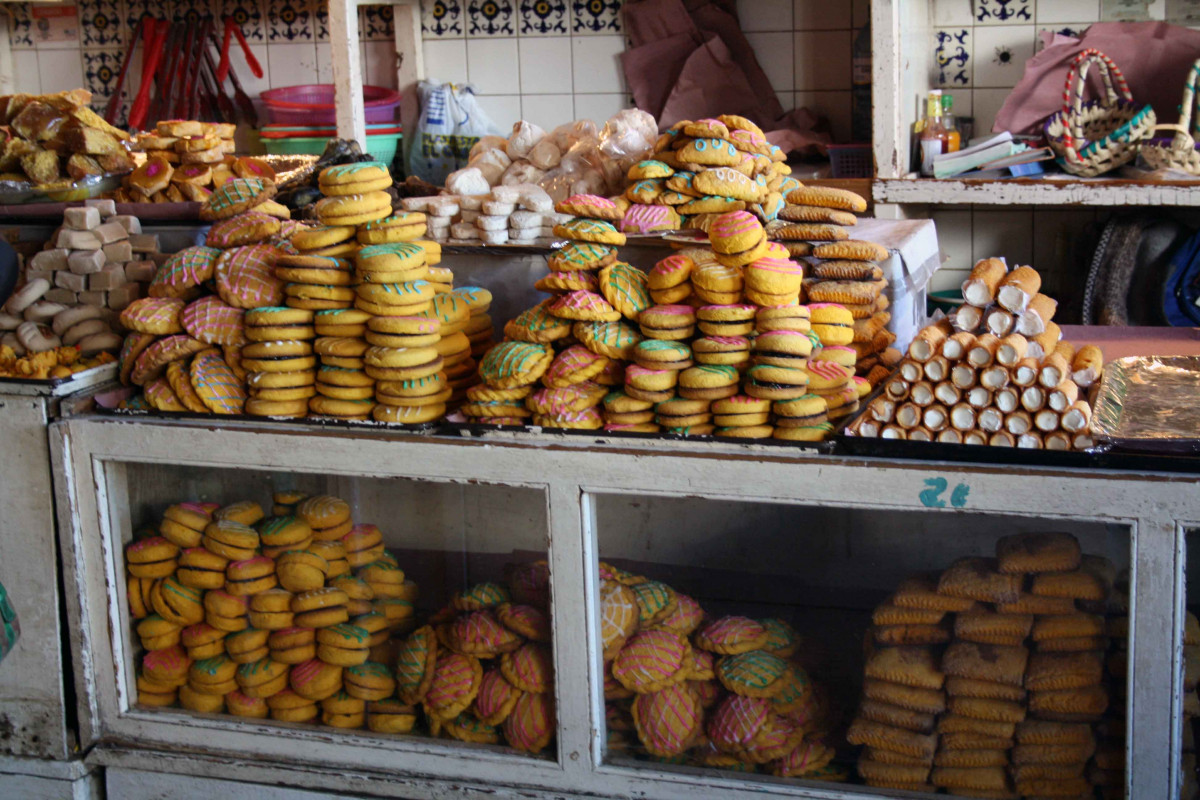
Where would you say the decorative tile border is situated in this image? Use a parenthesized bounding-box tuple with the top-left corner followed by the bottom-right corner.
(79, 0, 124, 49)
(423, 0, 465, 37)
(266, 0, 314, 41)
(975, 0, 1032, 24)
(361, 5, 396, 41)
(572, 0, 621, 33)
(467, 0, 515, 36)
(519, 0, 568, 34)
(9, 4, 34, 49)
(935, 28, 972, 87)
(224, 0, 267, 42)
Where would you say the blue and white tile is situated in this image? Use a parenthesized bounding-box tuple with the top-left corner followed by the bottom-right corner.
(422, 38, 469, 82)
(266, 41, 317, 83)
(9, 4, 34, 49)
(1037, 0, 1100, 22)
(465, 36, 518, 93)
(972, 24, 1033, 87)
(468, 0, 515, 36)
(521, 93, 572, 127)
(40, 50, 85, 93)
(313, 0, 330, 41)
(572, 92, 627, 123)
(1036, 24, 1088, 49)
(935, 28, 972, 87)
(360, 5, 395, 41)
(266, 0, 313, 41)
(571, 33, 625, 93)
(13, 50, 40, 94)
(974, 0, 1033, 24)
(745, 32, 794, 92)
(223, 0, 267, 42)
(572, 0, 621, 33)
(473, 93, 522, 130)
(518, 0, 568, 34)
(793, 0, 851, 29)
(125, 0, 170, 43)
(736, 0, 792, 31)
(172, 0, 208, 25)
(422, 0, 465, 37)
(518, 35, 572, 93)
(79, 0, 124, 48)
(82, 47, 125, 99)
(363, 40, 397, 88)
(935, 0, 975, 25)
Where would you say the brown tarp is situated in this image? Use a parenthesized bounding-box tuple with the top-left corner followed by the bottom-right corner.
(621, 0, 830, 156)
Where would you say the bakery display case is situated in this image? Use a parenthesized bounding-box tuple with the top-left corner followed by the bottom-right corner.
(591, 494, 1130, 796)
(50, 413, 1196, 799)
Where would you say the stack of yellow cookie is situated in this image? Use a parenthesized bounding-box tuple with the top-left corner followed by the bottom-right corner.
(456, 286, 495, 360)
(766, 186, 897, 385)
(626, 115, 796, 230)
(392, 572, 559, 752)
(311, 309, 375, 421)
(595, 562, 844, 780)
(126, 492, 421, 731)
(847, 532, 1126, 798)
(242, 307, 319, 418)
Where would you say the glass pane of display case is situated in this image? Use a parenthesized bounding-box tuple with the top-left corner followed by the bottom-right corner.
(111, 462, 556, 760)
(1182, 528, 1200, 800)
(591, 493, 1129, 798)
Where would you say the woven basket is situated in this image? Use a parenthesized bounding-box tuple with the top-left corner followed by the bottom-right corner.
(1044, 48, 1157, 177)
(1141, 59, 1200, 175)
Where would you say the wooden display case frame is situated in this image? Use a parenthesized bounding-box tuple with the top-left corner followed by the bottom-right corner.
(50, 415, 1200, 799)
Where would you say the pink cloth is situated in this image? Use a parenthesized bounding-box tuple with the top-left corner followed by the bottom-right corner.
(994, 22, 1200, 135)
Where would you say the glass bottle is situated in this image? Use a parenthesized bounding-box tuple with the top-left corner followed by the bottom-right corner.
(942, 94, 962, 153)
(919, 90, 949, 176)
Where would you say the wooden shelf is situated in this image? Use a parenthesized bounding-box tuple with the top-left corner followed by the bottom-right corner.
(875, 176, 1200, 207)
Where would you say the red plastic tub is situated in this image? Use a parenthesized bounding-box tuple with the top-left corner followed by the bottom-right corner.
(260, 84, 402, 125)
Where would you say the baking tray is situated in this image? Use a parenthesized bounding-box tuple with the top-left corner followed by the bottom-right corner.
(1092, 355, 1200, 453)
(0, 362, 118, 396)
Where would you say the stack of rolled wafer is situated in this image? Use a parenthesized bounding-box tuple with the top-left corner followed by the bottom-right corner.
(765, 185, 899, 385)
(847, 260, 1103, 450)
(848, 532, 1126, 798)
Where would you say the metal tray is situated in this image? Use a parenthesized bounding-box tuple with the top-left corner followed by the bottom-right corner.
(1092, 355, 1200, 453)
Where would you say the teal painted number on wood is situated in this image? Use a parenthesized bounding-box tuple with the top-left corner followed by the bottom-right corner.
(920, 477, 970, 508)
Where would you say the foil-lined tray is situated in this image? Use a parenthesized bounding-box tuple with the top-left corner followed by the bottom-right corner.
(1091, 356, 1200, 452)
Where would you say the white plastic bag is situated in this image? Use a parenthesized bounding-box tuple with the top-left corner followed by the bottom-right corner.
(407, 81, 501, 184)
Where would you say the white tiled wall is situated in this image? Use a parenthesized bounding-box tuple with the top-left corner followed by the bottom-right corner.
(928, 0, 1196, 295)
(932, 0, 1187, 136)
(420, 0, 869, 136)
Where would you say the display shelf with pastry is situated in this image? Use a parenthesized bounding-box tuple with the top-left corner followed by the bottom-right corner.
(54, 399, 1193, 798)
(844, 260, 1104, 452)
(113, 473, 555, 756)
(845, 531, 1129, 799)
(0, 198, 170, 381)
(0, 89, 135, 203)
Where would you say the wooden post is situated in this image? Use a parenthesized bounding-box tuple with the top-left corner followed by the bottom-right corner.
(392, 1, 423, 174)
(329, 0, 366, 147)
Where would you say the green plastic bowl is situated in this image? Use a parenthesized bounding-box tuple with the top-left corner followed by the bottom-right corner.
(263, 133, 403, 164)
(928, 289, 964, 315)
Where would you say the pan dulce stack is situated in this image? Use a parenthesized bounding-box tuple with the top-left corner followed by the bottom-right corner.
(848, 532, 1125, 798)
(847, 260, 1103, 450)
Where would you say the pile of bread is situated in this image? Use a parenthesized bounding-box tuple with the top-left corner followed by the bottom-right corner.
(105, 119, 275, 205)
(616, 115, 794, 234)
(449, 109, 658, 204)
(848, 532, 1126, 798)
(598, 561, 846, 780)
(0, 199, 164, 377)
(848, 261, 1102, 450)
(126, 491, 424, 731)
(400, 183, 567, 245)
(0, 89, 134, 187)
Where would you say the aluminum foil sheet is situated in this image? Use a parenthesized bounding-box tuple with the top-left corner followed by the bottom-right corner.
(1092, 356, 1200, 451)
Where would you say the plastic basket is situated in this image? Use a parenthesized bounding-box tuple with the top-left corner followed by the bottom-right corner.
(828, 144, 874, 178)
(260, 84, 402, 125)
(262, 132, 403, 164)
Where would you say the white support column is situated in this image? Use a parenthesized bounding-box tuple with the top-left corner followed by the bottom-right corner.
(329, 0, 366, 146)
(392, 1, 423, 172)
